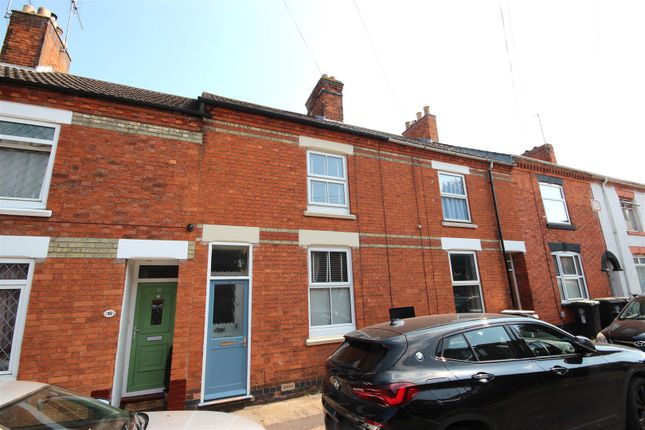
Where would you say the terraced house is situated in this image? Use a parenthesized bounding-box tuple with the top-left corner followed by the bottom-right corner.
(1, 5, 643, 410)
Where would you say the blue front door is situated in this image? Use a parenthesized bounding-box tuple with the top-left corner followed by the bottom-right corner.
(204, 280, 249, 401)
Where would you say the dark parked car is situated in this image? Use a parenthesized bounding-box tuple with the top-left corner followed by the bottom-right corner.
(322, 313, 645, 430)
(598, 296, 645, 350)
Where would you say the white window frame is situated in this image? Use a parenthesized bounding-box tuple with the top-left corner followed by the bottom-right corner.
(439, 172, 472, 223)
(448, 251, 485, 313)
(307, 247, 355, 339)
(0, 116, 61, 211)
(538, 182, 571, 225)
(634, 256, 645, 293)
(621, 199, 642, 232)
(306, 150, 349, 215)
(552, 252, 589, 302)
(0, 259, 35, 380)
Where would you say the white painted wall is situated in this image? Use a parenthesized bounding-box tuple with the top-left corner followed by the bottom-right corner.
(591, 183, 645, 295)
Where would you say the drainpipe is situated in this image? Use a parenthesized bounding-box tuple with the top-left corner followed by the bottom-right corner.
(488, 161, 520, 309)
(600, 177, 630, 295)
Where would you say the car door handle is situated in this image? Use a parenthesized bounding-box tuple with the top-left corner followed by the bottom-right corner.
(471, 372, 495, 383)
(550, 366, 569, 376)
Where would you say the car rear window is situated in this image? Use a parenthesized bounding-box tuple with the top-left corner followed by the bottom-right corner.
(331, 340, 389, 371)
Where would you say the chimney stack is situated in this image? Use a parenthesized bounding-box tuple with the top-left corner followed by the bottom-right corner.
(402, 106, 439, 142)
(0, 5, 71, 73)
(305, 74, 344, 122)
(522, 144, 557, 164)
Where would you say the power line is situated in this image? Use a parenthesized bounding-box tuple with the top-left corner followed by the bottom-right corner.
(282, 0, 322, 75)
(497, 0, 520, 115)
(352, 0, 404, 118)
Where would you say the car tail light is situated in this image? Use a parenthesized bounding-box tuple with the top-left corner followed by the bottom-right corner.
(350, 382, 420, 407)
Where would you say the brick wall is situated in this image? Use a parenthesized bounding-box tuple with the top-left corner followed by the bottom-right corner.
(1, 81, 615, 407)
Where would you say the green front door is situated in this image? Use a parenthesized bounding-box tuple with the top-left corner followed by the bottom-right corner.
(127, 282, 177, 393)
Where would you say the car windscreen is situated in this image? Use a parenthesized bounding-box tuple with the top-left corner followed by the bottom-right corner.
(619, 299, 645, 320)
(0, 386, 133, 430)
(330, 339, 406, 373)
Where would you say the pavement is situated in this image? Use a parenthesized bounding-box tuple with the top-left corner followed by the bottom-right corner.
(233, 393, 325, 430)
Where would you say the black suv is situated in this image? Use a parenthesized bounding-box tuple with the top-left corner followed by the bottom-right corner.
(323, 314, 645, 430)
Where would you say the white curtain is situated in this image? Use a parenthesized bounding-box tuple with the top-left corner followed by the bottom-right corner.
(0, 147, 49, 199)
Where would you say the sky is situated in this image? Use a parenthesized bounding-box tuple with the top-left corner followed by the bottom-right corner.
(2, 0, 643, 183)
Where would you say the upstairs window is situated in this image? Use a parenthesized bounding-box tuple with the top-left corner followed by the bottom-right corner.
(0, 118, 60, 211)
(539, 183, 570, 225)
(439, 172, 471, 222)
(622, 199, 642, 232)
(552, 252, 589, 302)
(307, 151, 349, 214)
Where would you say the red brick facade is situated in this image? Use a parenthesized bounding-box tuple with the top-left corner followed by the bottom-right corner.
(0, 14, 623, 410)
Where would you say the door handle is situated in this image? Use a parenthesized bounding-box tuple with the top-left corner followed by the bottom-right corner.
(550, 366, 569, 376)
(240, 337, 247, 347)
(471, 372, 495, 383)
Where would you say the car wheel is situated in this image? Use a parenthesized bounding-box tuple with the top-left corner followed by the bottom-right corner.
(627, 377, 645, 430)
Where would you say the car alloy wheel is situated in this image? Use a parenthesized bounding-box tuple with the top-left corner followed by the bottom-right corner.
(627, 377, 645, 430)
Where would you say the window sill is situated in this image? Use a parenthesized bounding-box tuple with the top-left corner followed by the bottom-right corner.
(547, 223, 576, 231)
(442, 221, 478, 229)
(305, 335, 345, 346)
(627, 231, 645, 237)
(304, 211, 356, 220)
(0, 208, 52, 218)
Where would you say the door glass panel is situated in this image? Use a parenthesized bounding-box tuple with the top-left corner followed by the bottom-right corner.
(150, 298, 164, 325)
(212, 283, 244, 337)
(210, 246, 249, 277)
(138, 265, 178, 279)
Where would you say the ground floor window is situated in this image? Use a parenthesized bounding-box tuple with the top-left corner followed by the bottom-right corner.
(552, 252, 589, 302)
(449, 252, 484, 313)
(308, 249, 355, 338)
(0, 260, 34, 378)
(635, 256, 645, 292)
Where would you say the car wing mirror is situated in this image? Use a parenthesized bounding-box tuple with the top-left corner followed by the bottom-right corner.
(95, 398, 110, 406)
(573, 336, 597, 354)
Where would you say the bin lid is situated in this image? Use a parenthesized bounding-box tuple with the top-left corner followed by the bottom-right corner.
(563, 299, 599, 306)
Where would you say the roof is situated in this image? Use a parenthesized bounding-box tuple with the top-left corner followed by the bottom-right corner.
(0, 64, 512, 164)
(201, 92, 515, 164)
(0, 65, 204, 116)
(0, 380, 45, 407)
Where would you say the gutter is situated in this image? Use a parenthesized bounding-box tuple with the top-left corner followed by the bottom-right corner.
(488, 161, 520, 309)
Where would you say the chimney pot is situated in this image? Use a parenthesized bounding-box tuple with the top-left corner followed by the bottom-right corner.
(405, 121, 411, 129)
(37, 6, 51, 17)
(423, 106, 430, 115)
(22, 4, 36, 13)
(416, 112, 423, 120)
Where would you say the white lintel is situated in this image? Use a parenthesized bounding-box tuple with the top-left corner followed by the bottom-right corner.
(0, 101, 73, 124)
(116, 239, 188, 260)
(441, 237, 482, 251)
(0, 235, 50, 258)
(431, 160, 470, 175)
(201, 225, 260, 244)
